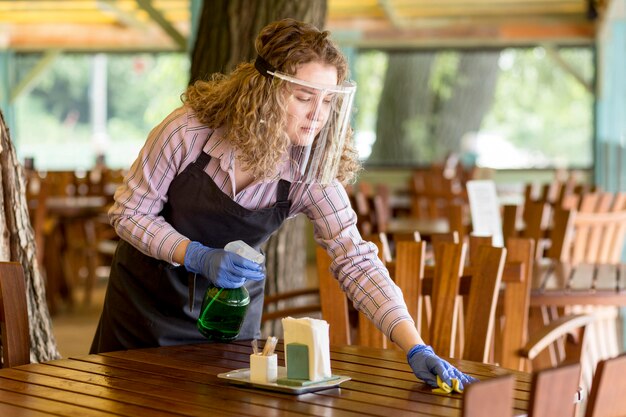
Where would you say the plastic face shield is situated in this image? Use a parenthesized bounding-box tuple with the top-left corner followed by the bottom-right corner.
(269, 71, 356, 185)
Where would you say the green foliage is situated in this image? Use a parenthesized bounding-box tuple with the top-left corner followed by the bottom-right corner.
(353, 51, 387, 133)
(13, 52, 189, 170)
(107, 53, 189, 135)
(16, 54, 91, 123)
(481, 47, 593, 167)
(429, 52, 459, 101)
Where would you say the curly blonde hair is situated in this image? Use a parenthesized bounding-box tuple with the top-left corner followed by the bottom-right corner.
(183, 18, 361, 185)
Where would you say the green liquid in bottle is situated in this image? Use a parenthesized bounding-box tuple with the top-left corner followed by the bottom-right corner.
(196, 285, 250, 342)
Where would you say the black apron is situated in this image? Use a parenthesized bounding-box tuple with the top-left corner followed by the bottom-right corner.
(90, 152, 291, 353)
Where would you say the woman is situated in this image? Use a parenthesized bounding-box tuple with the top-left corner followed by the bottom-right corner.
(90, 18, 476, 389)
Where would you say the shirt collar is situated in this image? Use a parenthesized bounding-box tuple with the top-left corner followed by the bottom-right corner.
(202, 127, 235, 173)
(201, 128, 296, 183)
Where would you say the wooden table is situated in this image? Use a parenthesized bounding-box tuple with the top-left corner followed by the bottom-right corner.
(37, 196, 111, 313)
(0, 342, 532, 416)
(386, 217, 450, 238)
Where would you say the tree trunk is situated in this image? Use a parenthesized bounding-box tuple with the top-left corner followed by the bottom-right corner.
(190, 0, 327, 84)
(369, 50, 500, 165)
(0, 110, 60, 364)
(190, 1, 327, 294)
(370, 52, 436, 164)
(433, 51, 500, 158)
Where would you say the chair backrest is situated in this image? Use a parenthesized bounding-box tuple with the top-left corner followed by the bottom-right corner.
(261, 287, 321, 337)
(319, 242, 384, 348)
(463, 374, 515, 417)
(498, 238, 535, 371)
(0, 262, 30, 368)
(467, 235, 492, 266)
(584, 353, 626, 417)
(528, 362, 582, 417)
(410, 167, 466, 220)
(447, 202, 467, 241)
(317, 236, 418, 349)
(522, 200, 551, 259)
(501, 204, 519, 244)
(356, 237, 389, 348)
(429, 241, 466, 356)
(316, 246, 351, 346)
(462, 244, 507, 362)
(549, 192, 626, 265)
(393, 240, 426, 325)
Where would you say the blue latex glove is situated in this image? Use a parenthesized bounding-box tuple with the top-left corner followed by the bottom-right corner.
(184, 241, 265, 289)
(407, 344, 478, 390)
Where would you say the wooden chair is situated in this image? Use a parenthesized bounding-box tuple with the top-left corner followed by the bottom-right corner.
(501, 204, 519, 244)
(553, 193, 626, 265)
(317, 242, 386, 348)
(0, 262, 30, 368)
(584, 353, 626, 417)
(316, 246, 351, 346)
(409, 167, 466, 220)
(528, 362, 582, 417)
(427, 240, 466, 354)
(427, 239, 508, 362)
(462, 244, 507, 362)
(463, 363, 584, 417)
(498, 238, 535, 371)
(261, 287, 321, 338)
(316, 235, 426, 349)
(503, 199, 550, 259)
(543, 192, 626, 389)
(393, 240, 426, 330)
(356, 235, 390, 348)
(463, 374, 515, 417)
(519, 313, 594, 372)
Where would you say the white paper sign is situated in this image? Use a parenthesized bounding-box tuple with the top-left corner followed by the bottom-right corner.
(466, 180, 503, 247)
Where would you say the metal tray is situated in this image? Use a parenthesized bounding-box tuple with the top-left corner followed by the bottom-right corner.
(217, 366, 351, 394)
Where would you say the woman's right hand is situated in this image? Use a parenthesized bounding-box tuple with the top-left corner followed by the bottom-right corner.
(407, 344, 478, 389)
(184, 241, 265, 288)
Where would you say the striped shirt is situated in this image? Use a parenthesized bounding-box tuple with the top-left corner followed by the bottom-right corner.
(109, 105, 413, 338)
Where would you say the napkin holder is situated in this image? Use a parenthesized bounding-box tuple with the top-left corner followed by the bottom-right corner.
(280, 317, 331, 383)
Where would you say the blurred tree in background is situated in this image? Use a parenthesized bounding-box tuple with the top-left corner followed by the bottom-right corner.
(355, 46, 593, 168)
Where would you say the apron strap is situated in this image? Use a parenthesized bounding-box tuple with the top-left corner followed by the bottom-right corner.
(196, 151, 291, 204)
(195, 152, 212, 169)
(276, 179, 291, 202)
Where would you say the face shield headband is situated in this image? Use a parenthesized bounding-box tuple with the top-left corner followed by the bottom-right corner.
(255, 56, 356, 185)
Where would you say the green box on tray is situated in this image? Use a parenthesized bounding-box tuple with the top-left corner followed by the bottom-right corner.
(285, 342, 309, 380)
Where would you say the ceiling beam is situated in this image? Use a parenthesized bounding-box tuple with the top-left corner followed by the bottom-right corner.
(6, 23, 185, 52)
(97, 0, 148, 30)
(378, 0, 403, 29)
(329, 19, 596, 48)
(135, 0, 187, 50)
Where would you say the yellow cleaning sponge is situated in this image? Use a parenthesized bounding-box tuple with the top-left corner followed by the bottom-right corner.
(432, 375, 464, 394)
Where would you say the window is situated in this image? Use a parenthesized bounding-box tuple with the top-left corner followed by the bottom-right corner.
(13, 52, 189, 171)
(352, 46, 594, 169)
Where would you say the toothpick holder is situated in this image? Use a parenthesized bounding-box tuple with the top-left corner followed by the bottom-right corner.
(250, 354, 278, 383)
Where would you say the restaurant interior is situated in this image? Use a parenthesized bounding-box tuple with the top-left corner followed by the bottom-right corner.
(1, 1, 626, 416)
